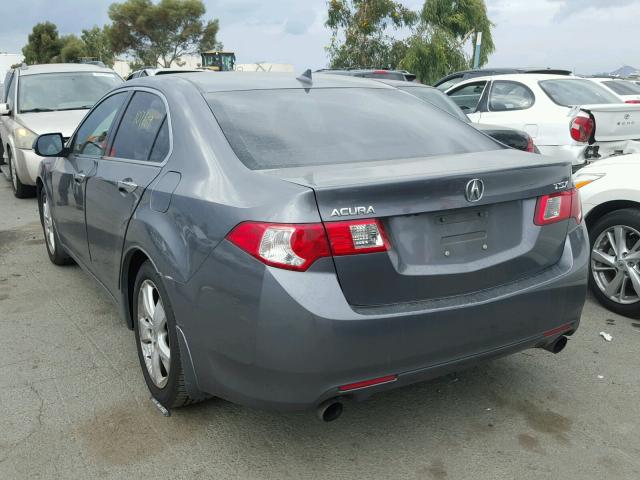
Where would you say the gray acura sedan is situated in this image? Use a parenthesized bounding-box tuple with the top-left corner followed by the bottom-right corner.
(33, 72, 588, 421)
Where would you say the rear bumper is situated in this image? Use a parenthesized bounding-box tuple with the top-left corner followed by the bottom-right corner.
(539, 140, 640, 170)
(170, 223, 589, 412)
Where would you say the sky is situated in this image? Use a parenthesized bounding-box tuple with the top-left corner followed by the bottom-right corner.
(0, 0, 639, 75)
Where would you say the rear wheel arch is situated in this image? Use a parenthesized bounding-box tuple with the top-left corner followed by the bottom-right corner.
(122, 248, 153, 330)
(585, 200, 640, 231)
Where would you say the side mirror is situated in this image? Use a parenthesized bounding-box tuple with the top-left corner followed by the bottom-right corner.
(34, 133, 65, 157)
(0, 103, 10, 116)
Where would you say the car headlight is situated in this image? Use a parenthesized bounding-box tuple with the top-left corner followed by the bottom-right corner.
(574, 173, 605, 189)
(14, 126, 38, 150)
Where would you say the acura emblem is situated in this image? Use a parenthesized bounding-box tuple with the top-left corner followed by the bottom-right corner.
(465, 179, 484, 203)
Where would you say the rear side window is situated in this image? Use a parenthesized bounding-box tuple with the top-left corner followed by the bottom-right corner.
(539, 79, 619, 106)
(111, 91, 168, 161)
(489, 81, 534, 111)
(206, 88, 501, 170)
(602, 80, 640, 95)
(447, 81, 487, 112)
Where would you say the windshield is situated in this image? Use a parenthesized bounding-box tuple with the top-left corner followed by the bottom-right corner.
(602, 80, 640, 96)
(18, 72, 122, 113)
(398, 86, 470, 122)
(206, 88, 501, 170)
(539, 79, 620, 107)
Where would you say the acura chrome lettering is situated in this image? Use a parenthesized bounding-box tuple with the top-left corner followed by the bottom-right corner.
(331, 206, 376, 217)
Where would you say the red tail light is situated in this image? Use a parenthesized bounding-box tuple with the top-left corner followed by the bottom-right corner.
(534, 188, 582, 226)
(324, 219, 389, 255)
(625, 100, 640, 104)
(226, 219, 390, 271)
(569, 113, 594, 143)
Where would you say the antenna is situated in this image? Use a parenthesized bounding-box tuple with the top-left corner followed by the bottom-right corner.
(296, 69, 312, 85)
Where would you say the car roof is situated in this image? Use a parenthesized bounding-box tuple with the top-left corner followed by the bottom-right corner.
(17, 63, 117, 76)
(130, 71, 394, 92)
(451, 73, 579, 85)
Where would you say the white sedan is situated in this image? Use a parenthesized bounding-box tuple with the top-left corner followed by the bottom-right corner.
(446, 74, 640, 168)
(575, 155, 640, 317)
(588, 78, 640, 104)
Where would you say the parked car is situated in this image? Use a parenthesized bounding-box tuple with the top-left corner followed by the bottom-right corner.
(33, 72, 588, 419)
(0, 63, 122, 197)
(587, 78, 640, 104)
(377, 79, 539, 152)
(434, 67, 572, 91)
(316, 68, 416, 82)
(125, 67, 204, 80)
(445, 74, 640, 169)
(574, 155, 640, 317)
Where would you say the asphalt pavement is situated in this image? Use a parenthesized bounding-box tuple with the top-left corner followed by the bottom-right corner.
(0, 173, 639, 479)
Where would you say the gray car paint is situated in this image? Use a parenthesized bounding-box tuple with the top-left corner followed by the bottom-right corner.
(36, 72, 589, 412)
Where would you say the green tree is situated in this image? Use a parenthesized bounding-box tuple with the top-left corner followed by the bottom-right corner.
(22, 22, 63, 64)
(108, 0, 221, 68)
(326, 0, 417, 69)
(419, 0, 495, 67)
(57, 35, 87, 63)
(81, 26, 116, 67)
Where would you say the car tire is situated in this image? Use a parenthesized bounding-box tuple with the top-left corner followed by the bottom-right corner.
(38, 187, 73, 266)
(588, 208, 640, 319)
(133, 261, 205, 408)
(8, 148, 36, 199)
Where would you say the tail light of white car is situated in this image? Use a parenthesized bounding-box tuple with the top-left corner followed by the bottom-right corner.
(569, 112, 594, 143)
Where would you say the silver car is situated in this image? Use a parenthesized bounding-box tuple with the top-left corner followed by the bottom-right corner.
(0, 63, 122, 197)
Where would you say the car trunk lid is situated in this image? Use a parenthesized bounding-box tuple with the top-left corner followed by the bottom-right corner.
(578, 103, 640, 142)
(263, 149, 573, 306)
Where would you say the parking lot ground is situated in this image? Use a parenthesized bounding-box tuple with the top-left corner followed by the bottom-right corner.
(0, 175, 639, 480)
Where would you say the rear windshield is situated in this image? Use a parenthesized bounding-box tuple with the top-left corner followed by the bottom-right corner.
(602, 80, 640, 95)
(398, 86, 469, 122)
(206, 88, 500, 170)
(539, 79, 620, 107)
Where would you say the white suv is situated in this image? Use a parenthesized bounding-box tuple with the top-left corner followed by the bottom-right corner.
(0, 63, 122, 197)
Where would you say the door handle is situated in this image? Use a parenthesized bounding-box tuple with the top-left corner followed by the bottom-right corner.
(73, 173, 86, 183)
(117, 179, 138, 193)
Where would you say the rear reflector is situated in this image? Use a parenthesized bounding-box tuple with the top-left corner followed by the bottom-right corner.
(226, 219, 391, 271)
(625, 100, 640, 104)
(544, 323, 573, 337)
(534, 188, 582, 226)
(339, 375, 398, 392)
(325, 219, 390, 256)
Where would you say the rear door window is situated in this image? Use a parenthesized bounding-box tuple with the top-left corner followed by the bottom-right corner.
(206, 88, 501, 170)
(488, 81, 535, 111)
(447, 81, 487, 112)
(539, 79, 620, 106)
(110, 91, 168, 161)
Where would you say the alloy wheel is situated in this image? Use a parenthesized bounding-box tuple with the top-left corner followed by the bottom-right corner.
(591, 225, 640, 304)
(137, 280, 171, 388)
